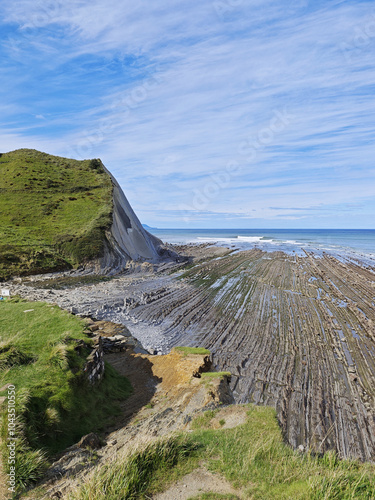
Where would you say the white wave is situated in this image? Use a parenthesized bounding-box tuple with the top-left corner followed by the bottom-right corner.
(236, 236, 264, 243)
(196, 237, 235, 242)
(284, 239, 300, 245)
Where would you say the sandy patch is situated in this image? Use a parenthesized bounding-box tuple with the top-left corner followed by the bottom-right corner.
(210, 405, 249, 430)
(152, 467, 241, 500)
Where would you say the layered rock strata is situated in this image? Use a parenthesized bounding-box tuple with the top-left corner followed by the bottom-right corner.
(90, 165, 176, 273)
(7, 248, 375, 461)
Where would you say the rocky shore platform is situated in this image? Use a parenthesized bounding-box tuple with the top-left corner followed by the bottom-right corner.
(2, 243, 375, 461)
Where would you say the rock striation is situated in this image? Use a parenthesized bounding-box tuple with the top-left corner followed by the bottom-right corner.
(82, 337, 105, 384)
(6, 246, 375, 462)
(92, 165, 175, 274)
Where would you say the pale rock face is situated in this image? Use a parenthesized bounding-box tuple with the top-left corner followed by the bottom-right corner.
(89, 166, 175, 274)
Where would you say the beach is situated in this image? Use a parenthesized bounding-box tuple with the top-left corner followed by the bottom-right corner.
(5, 242, 375, 461)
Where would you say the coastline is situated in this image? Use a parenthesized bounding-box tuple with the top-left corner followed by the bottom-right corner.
(148, 228, 375, 266)
(2, 243, 375, 461)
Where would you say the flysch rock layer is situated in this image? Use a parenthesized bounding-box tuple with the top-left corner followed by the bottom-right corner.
(5, 246, 375, 462)
(87, 165, 176, 274)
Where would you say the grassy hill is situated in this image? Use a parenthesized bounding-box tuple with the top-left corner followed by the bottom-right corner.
(0, 298, 132, 489)
(0, 149, 113, 280)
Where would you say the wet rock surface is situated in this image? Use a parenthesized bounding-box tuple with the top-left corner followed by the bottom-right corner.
(4, 246, 375, 461)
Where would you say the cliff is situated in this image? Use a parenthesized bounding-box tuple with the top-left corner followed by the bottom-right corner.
(41, 344, 235, 498)
(0, 149, 174, 280)
(92, 164, 172, 274)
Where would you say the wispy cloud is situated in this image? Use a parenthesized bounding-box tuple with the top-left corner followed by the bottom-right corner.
(0, 0, 374, 227)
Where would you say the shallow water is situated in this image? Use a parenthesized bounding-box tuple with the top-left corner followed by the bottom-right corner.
(149, 228, 375, 263)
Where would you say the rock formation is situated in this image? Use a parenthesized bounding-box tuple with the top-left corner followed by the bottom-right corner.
(13, 247, 375, 461)
(0, 149, 177, 279)
(42, 346, 234, 498)
(91, 164, 174, 274)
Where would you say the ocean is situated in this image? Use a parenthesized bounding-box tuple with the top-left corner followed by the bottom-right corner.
(147, 228, 375, 264)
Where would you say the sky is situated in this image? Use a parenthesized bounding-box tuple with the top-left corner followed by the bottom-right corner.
(1, 0, 375, 229)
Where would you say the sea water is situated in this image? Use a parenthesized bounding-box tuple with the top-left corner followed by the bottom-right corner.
(148, 228, 375, 264)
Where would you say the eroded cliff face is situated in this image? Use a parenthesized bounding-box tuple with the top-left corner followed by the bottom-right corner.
(88, 165, 175, 274)
(42, 344, 234, 499)
(0, 150, 176, 279)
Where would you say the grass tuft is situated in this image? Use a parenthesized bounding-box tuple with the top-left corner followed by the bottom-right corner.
(0, 343, 35, 369)
(48, 343, 69, 370)
(191, 410, 218, 430)
(174, 346, 211, 356)
(201, 371, 231, 379)
(71, 436, 199, 500)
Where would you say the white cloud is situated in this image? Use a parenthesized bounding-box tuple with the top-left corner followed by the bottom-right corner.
(1, 0, 375, 227)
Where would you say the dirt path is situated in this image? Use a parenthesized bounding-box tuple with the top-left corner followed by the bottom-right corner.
(153, 467, 242, 500)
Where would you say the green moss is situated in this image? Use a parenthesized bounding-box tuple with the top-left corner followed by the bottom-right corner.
(174, 347, 211, 356)
(0, 149, 113, 279)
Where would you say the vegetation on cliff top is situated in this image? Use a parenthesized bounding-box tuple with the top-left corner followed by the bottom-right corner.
(0, 149, 113, 280)
(0, 298, 132, 489)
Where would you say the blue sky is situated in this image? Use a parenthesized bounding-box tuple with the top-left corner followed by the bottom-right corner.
(1, 0, 375, 228)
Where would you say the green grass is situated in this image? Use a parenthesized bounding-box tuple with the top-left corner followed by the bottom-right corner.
(0, 149, 113, 279)
(191, 410, 218, 430)
(71, 405, 375, 500)
(71, 436, 198, 500)
(174, 346, 211, 356)
(200, 371, 231, 378)
(0, 299, 132, 489)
